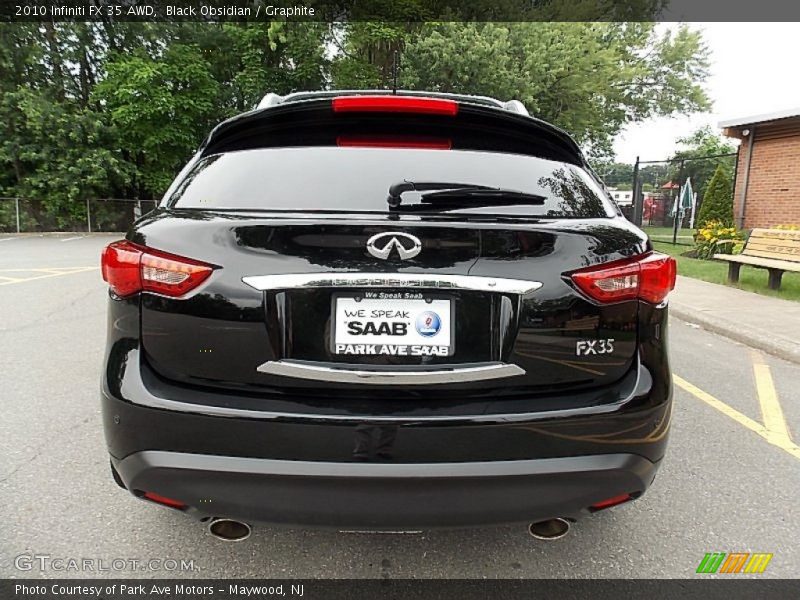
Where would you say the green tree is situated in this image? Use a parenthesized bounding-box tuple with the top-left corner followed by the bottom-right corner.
(331, 22, 420, 89)
(668, 126, 736, 202)
(0, 88, 129, 221)
(399, 22, 710, 158)
(183, 22, 329, 113)
(597, 162, 634, 188)
(95, 44, 220, 197)
(0, 22, 331, 213)
(696, 164, 734, 227)
(0, 24, 133, 225)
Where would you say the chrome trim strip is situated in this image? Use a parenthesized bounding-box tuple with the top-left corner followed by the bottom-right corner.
(242, 273, 542, 295)
(256, 360, 526, 385)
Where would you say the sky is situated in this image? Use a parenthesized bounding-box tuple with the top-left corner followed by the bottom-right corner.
(612, 23, 800, 164)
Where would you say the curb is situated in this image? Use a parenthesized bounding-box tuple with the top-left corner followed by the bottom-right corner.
(670, 302, 800, 366)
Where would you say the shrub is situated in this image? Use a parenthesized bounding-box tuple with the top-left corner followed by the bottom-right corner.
(775, 224, 800, 230)
(694, 220, 743, 260)
(696, 165, 733, 227)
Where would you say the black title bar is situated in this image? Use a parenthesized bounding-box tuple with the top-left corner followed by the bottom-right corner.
(2, 0, 800, 22)
(3, 579, 800, 600)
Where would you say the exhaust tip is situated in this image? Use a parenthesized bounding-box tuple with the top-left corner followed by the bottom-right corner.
(528, 518, 570, 541)
(208, 518, 251, 542)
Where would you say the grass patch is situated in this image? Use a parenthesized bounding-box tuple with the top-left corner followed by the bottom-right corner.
(652, 241, 800, 302)
(643, 225, 693, 245)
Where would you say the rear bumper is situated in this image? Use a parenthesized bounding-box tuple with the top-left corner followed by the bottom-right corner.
(114, 450, 659, 528)
(103, 327, 671, 527)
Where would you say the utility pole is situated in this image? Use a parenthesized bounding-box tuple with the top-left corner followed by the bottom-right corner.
(672, 159, 686, 245)
(631, 156, 642, 226)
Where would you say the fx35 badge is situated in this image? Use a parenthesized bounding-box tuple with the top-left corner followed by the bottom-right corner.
(576, 339, 615, 356)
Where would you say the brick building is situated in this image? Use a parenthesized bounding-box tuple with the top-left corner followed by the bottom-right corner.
(720, 108, 800, 229)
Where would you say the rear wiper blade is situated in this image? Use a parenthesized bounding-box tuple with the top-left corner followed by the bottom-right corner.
(419, 188, 546, 206)
(387, 181, 497, 207)
(387, 180, 545, 210)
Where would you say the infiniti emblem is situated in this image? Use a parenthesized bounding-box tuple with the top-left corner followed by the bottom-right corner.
(366, 232, 422, 261)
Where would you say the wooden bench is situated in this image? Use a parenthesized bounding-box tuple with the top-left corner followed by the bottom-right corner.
(714, 228, 800, 290)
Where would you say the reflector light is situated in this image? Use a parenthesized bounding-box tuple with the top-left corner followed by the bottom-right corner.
(590, 493, 633, 511)
(142, 491, 187, 510)
(332, 96, 459, 116)
(569, 252, 676, 304)
(101, 241, 214, 298)
(336, 135, 452, 149)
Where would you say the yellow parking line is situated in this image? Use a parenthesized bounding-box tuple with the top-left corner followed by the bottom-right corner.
(674, 374, 800, 461)
(0, 267, 98, 286)
(0, 275, 23, 282)
(751, 350, 793, 443)
(0, 266, 97, 272)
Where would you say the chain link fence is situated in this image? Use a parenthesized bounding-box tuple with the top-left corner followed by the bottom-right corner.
(624, 152, 738, 246)
(0, 198, 158, 234)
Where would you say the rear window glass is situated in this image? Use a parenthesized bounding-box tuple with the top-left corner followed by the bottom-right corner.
(167, 147, 614, 218)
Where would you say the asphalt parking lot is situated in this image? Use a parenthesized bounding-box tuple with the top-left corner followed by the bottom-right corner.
(1, 234, 798, 579)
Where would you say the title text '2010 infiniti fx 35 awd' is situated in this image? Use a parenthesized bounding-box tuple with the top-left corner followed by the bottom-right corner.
(100, 91, 675, 539)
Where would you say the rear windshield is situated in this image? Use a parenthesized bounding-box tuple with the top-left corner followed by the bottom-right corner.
(167, 147, 614, 218)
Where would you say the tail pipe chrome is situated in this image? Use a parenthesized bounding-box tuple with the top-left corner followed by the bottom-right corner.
(528, 518, 571, 540)
(208, 518, 252, 542)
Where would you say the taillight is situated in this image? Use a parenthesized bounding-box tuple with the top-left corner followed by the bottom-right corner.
(332, 95, 459, 116)
(569, 252, 676, 305)
(638, 252, 678, 304)
(336, 135, 452, 149)
(101, 241, 214, 298)
(100, 241, 141, 297)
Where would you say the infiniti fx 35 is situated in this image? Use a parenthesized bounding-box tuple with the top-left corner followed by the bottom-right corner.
(101, 91, 675, 529)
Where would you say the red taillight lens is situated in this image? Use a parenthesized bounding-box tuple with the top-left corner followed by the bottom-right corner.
(590, 493, 634, 511)
(570, 252, 676, 305)
(639, 253, 677, 304)
(101, 241, 214, 298)
(101, 241, 142, 297)
(142, 491, 187, 510)
(336, 135, 452, 149)
(332, 95, 459, 116)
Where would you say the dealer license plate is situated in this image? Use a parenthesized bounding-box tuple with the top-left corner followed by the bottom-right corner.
(333, 295, 453, 356)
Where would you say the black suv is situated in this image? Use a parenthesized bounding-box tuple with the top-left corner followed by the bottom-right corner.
(101, 90, 675, 539)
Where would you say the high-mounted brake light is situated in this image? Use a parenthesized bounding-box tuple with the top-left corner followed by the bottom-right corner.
(336, 135, 452, 150)
(332, 96, 459, 116)
(101, 241, 214, 298)
(570, 252, 676, 305)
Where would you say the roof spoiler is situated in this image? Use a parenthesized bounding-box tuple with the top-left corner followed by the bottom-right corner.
(257, 90, 530, 117)
(198, 90, 585, 166)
